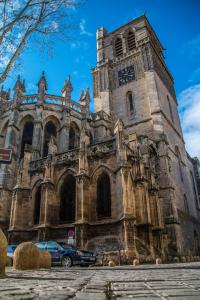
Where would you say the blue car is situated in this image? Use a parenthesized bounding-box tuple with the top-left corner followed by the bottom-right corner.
(7, 244, 17, 264)
(35, 241, 96, 268)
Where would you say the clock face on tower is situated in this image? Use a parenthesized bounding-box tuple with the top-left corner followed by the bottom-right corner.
(118, 65, 135, 86)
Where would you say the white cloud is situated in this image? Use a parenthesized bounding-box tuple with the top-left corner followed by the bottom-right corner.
(181, 34, 200, 57)
(178, 84, 200, 158)
(79, 19, 93, 37)
(188, 67, 200, 84)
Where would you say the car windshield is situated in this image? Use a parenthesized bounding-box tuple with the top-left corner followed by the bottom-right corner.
(7, 245, 17, 251)
(59, 243, 73, 250)
(47, 242, 64, 251)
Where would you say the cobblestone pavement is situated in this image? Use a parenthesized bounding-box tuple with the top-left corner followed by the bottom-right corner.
(1, 263, 200, 299)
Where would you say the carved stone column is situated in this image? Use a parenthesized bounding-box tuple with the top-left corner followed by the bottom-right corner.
(40, 180, 57, 226)
(9, 187, 31, 231)
(121, 165, 133, 214)
(32, 105, 43, 159)
(39, 156, 57, 227)
(76, 172, 90, 222)
(157, 137, 180, 257)
(75, 223, 88, 249)
(9, 147, 32, 233)
(60, 108, 70, 152)
(123, 214, 138, 260)
(75, 172, 90, 249)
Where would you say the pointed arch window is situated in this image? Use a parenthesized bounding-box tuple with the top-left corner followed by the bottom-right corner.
(190, 170, 199, 209)
(43, 121, 57, 157)
(115, 38, 123, 57)
(127, 30, 136, 51)
(0, 121, 8, 148)
(127, 91, 135, 114)
(34, 185, 41, 225)
(97, 172, 111, 218)
(69, 122, 80, 150)
(60, 174, 76, 223)
(20, 121, 34, 158)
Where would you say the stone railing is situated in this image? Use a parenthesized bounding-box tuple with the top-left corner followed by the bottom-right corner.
(29, 139, 116, 172)
(69, 102, 82, 113)
(29, 157, 47, 172)
(44, 94, 64, 105)
(88, 138, 116, 158)
(29, 148, 80, 172)
(53, 148, 80, 166)
(19, 93, 84, 114)
(20, 94, 38, 105)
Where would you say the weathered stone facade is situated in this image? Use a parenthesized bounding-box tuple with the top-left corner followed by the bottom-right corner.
(0, 16, 200, 261)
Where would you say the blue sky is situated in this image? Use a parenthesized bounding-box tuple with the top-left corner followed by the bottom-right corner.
(3, 0, 200, 157)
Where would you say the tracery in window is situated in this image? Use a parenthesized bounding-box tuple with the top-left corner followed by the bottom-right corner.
(127, 30, 136, 51)
(115, 38, 123, 57)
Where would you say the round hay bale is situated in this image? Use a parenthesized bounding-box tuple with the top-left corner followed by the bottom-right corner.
(108, 260, 115, 267)
(133, 259, 139, 266)
(39, 251, 51, 269)
(13, 242, 40, 270)
(155, 258, 162, 265)
(0, 229, 7, 276)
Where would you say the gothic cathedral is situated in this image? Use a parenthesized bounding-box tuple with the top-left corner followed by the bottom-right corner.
(0, 16, 200, 262)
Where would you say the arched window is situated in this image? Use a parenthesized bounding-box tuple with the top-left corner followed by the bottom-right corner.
(190, 170, 199, 209)
(127, 91, 134, 114)
(34, 185, 41, 225)
(0, 121, 8, 148)
(97, 172, 111, 218)
(20, 121, 34, 158)
(167, 95, 174, 123)
(43, 121, 57, 157)
(60, 174, 76, 223)
(115, 38, 123, 57)
(69, 122, 80, 150)
(184, 194, 189, 214)
(127, 30, 136, 51)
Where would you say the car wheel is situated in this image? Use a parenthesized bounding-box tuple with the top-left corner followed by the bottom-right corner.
(80, 264, 89, 267)
(61, 256, 72, 268)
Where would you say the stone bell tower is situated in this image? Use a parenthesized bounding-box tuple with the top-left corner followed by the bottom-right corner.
(93, 15, 200, 257)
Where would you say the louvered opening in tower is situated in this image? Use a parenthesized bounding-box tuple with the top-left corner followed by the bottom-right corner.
(115, 38, 123, 57)
(127, 31, 136, 51)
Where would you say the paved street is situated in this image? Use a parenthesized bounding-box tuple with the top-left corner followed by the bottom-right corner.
(1, 263, 200, 299)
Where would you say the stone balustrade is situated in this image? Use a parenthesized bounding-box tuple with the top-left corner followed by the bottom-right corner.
(88, 138, 116, 158)
(29, 139, 116, 172)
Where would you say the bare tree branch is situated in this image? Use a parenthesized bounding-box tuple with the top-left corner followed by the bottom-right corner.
(0, 0, 85, 83)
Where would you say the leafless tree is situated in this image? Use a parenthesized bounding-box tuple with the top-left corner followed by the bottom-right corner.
(0, 0, 83, 83)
